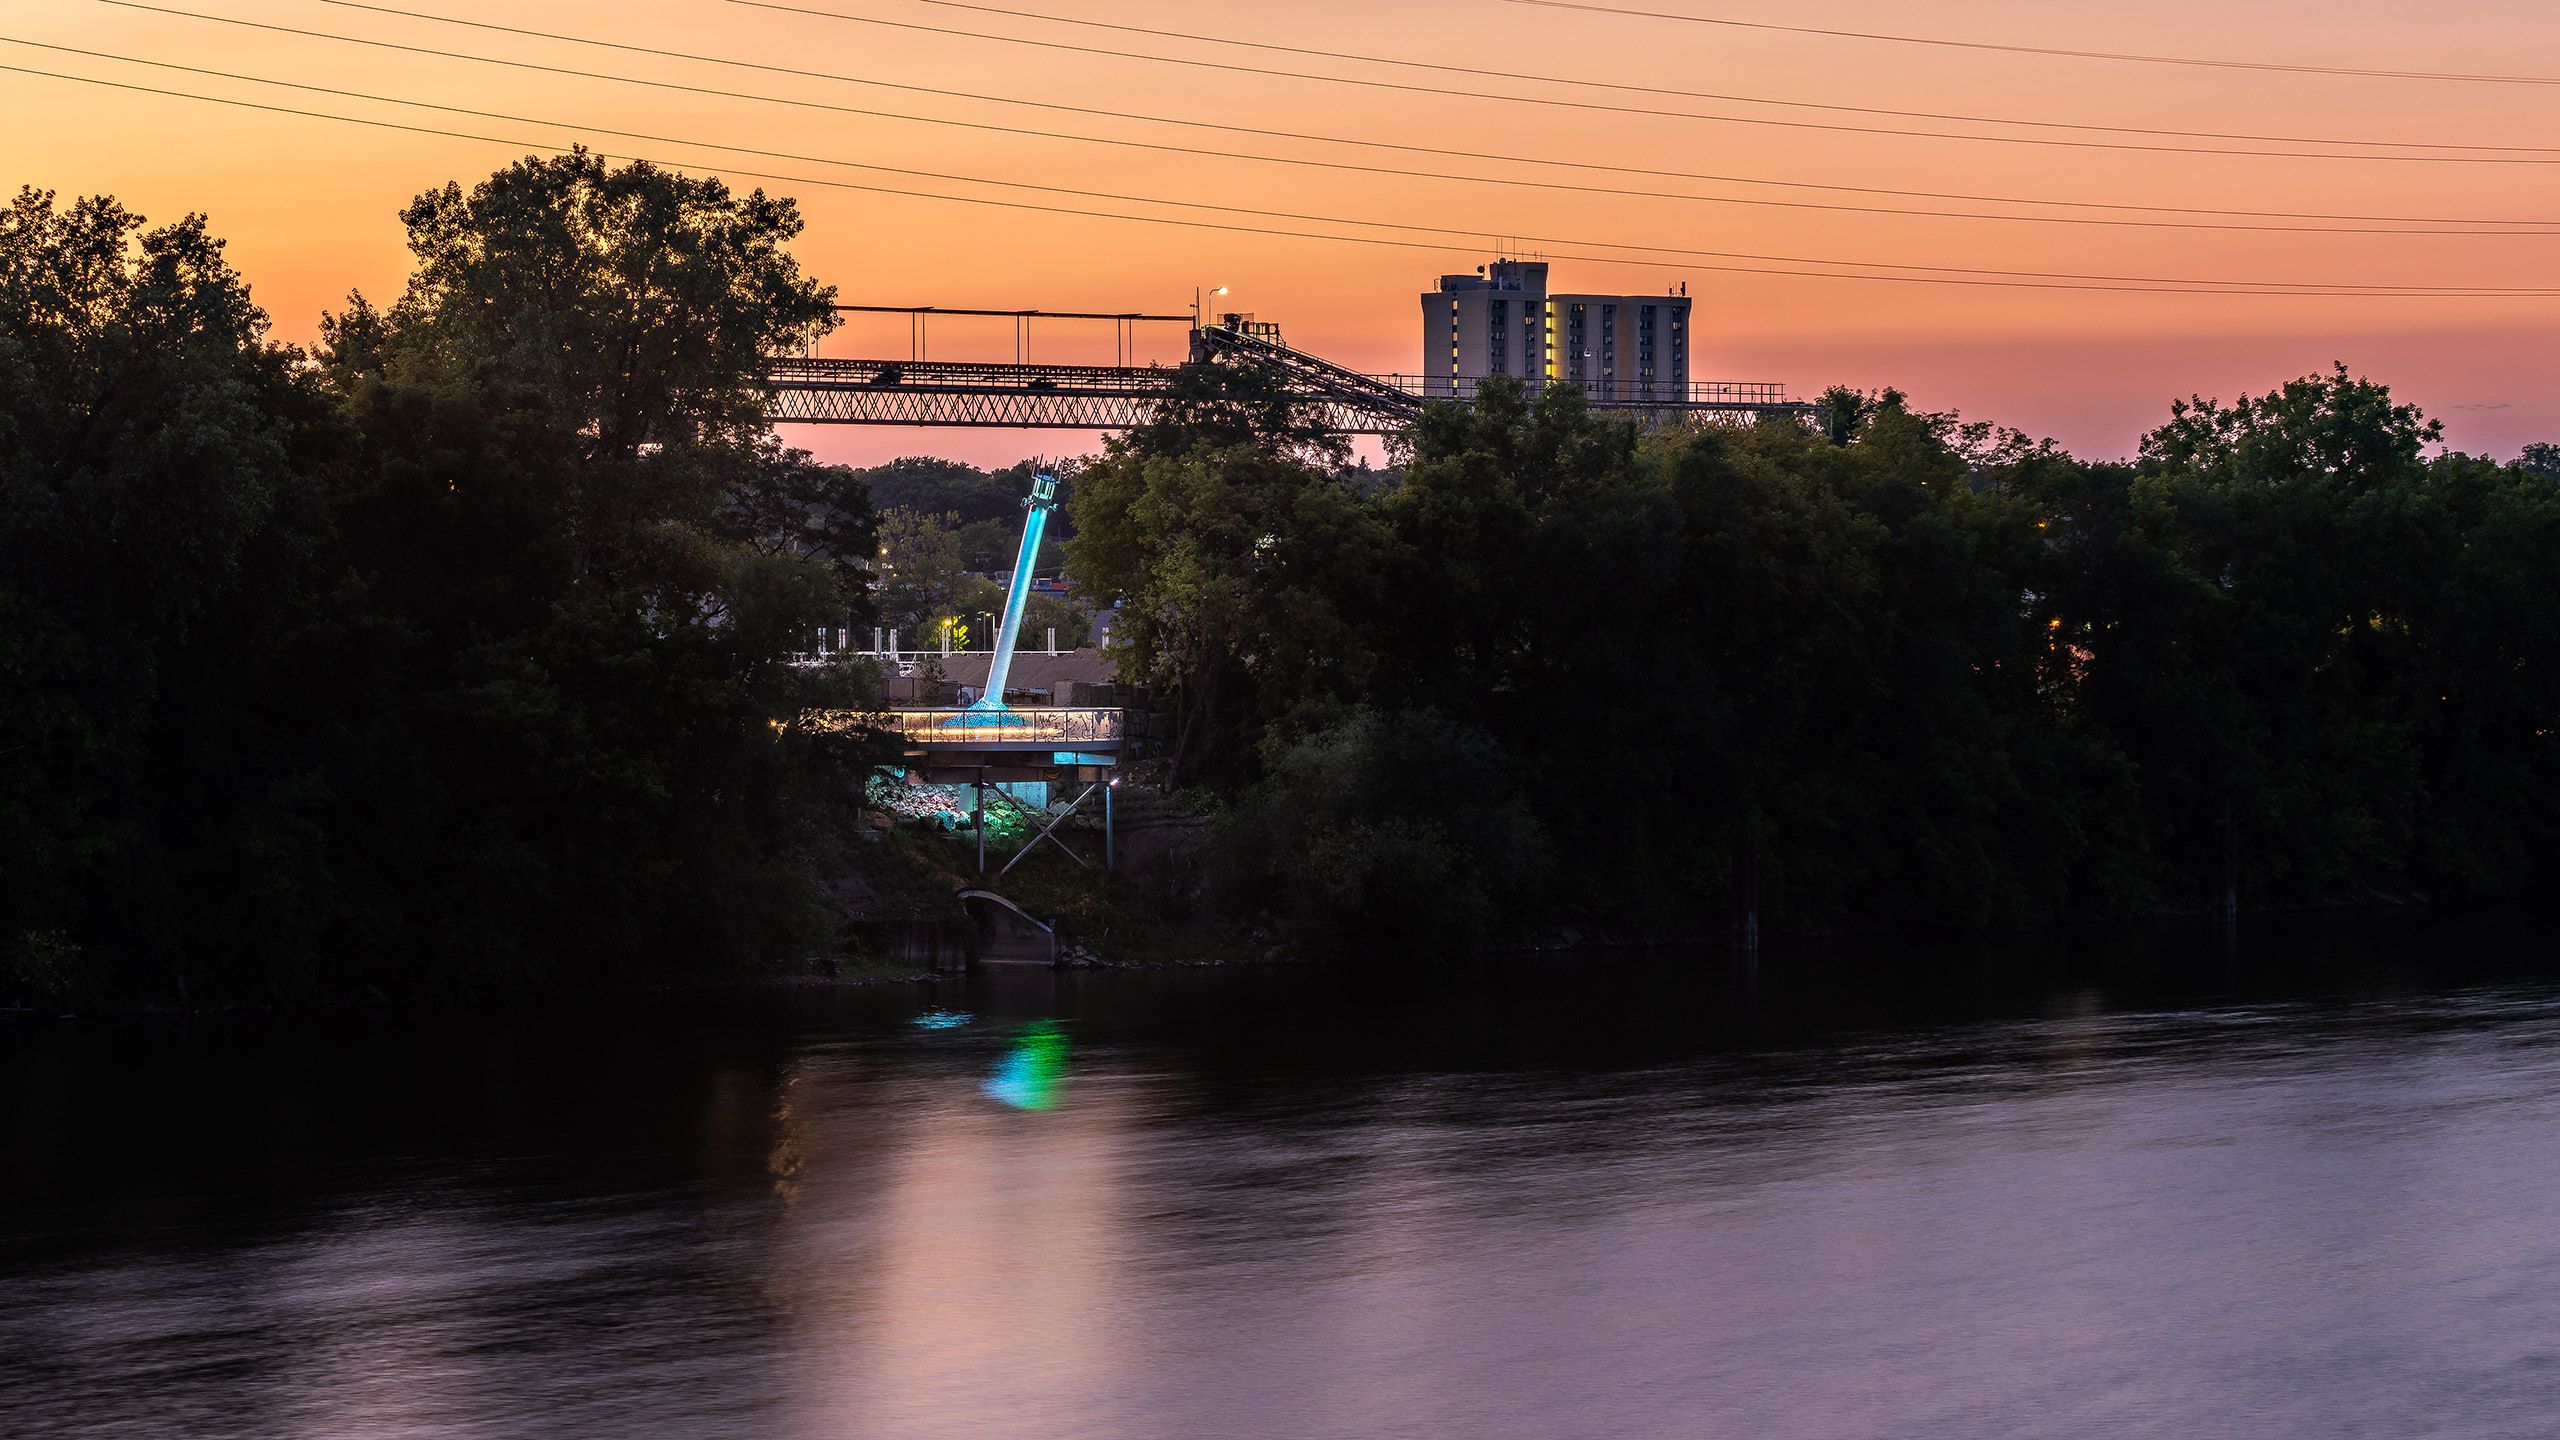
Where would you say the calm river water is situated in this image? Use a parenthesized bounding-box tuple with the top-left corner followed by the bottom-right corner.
(10, 911, 2560, 1438)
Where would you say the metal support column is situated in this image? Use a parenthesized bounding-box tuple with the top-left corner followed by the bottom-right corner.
(1105, 779, 1116, 873)
(974, 773, 986, 875)
(971, 472, 1058, 712)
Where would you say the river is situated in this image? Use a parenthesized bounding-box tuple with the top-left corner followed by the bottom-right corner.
(8, 910, 2560, 1438)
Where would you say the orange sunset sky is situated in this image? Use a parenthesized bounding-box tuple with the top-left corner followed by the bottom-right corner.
(6, 0, 2557, 467)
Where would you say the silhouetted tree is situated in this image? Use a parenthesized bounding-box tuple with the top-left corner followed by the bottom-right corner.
(2, 157, 888, 1004)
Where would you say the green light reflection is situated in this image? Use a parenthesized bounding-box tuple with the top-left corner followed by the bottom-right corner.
(983, 1021, 1069, 1111)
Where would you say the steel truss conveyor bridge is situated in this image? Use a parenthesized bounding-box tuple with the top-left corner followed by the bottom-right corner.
(761, 306, 1806, 435)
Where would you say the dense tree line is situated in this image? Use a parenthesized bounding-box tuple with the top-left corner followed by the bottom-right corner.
(11, 155, 2557, 996)
(1070, 367, 2560, 953)
(2, 156, 880, 1005)
(860, 455, 1064, 535)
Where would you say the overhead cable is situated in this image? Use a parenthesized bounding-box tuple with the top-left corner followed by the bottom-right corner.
(1499, 0, 2560, 87)
(28, 38, 2550, 291)
(6, 58, 2556, 301)
(720, 0, 2560, 163)
(106, 2, 2560, 235)
(891, 0, 2560, 155)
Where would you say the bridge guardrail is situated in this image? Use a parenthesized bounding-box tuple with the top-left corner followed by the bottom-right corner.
(805, 707, 1126, 747)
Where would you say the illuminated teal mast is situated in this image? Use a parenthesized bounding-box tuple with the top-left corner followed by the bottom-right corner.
(969, 471, 1059, 712)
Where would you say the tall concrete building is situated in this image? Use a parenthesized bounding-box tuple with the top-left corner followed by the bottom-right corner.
(1420, 259, 1690, 401)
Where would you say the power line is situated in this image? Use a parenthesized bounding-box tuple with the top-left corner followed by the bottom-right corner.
(24, 39, 2551, 296)
(894, 0, 2560, 156)
(10, 58, 2549, 299)
(7, 59, 2554, 301)
(724, 0, 2560, 164)
(1500, 0, 2560, 87)
(112, 3, 2560, 235)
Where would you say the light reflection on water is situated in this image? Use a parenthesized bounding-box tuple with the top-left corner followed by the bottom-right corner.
(980, 1021, 1069, 1110)
(9, 916, 2560, 1438)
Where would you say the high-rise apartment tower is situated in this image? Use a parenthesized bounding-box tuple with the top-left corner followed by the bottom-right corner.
(1420, 259, 1690, 401)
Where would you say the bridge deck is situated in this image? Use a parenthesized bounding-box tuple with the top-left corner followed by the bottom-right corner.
(806, 706, 1126, 755)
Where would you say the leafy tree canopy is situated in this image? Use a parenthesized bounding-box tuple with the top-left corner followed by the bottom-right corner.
(4, 159, 887, 1005)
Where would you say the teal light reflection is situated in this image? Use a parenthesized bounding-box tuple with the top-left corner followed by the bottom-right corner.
(913, 1009, 973, 1030)
(983, 1021, 1070, 1110)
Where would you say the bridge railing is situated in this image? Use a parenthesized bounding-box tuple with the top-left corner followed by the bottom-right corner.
(764, 358, 1792, 407)
(758, 354, 1803, 430)
(804, 707, 1126, 748)
(762, 356, 1177, 393)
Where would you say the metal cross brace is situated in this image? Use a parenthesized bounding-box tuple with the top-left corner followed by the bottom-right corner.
(997, 782, 1101, 878)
